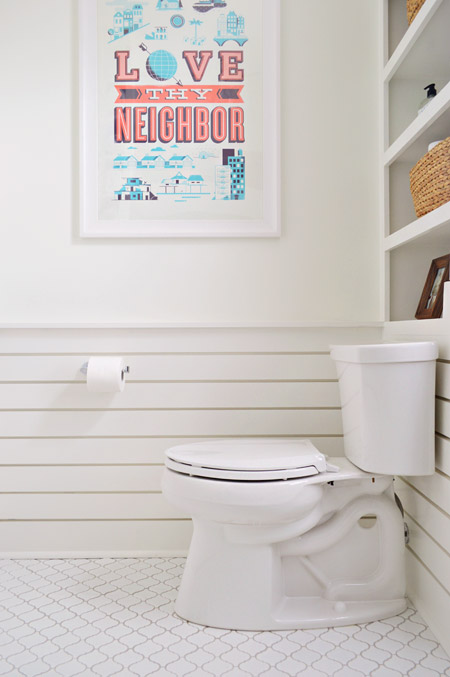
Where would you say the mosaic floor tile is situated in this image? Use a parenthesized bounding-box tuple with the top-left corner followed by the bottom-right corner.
(0, 558, 448, 676)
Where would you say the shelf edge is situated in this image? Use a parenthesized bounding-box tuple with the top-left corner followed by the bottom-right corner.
(384, 318, 450, 333)
(384, 201, 450, 252)
(383, 0, 442, 83)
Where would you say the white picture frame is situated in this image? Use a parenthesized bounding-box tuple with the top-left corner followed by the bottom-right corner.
(79, 0, 280, 238)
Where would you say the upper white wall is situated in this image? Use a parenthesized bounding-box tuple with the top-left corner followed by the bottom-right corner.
(0, 0, 380, 324)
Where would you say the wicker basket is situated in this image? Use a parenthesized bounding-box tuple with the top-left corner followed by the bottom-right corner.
(407, 0, 426, 24)
(410, 137, 450, 218)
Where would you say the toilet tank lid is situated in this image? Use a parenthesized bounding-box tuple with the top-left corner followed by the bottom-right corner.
(330, 341, 438, 364)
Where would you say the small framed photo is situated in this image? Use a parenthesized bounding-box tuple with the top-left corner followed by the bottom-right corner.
(415, 254, 450, 319)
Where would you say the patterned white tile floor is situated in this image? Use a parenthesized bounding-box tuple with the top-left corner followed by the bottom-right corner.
(0, 558, 449, 676)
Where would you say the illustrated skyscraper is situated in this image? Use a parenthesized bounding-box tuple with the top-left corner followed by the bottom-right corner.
(227, 149, 245, 200)
(215, 149, 246, 200)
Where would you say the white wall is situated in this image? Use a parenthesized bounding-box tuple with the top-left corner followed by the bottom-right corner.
(0, 0, 388, 623)
(0, 0, 380, 325)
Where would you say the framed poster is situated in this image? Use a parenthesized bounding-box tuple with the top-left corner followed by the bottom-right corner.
(79, 0, 280, 238)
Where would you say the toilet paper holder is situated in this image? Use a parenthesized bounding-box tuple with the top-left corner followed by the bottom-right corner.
(80, 362, 130, 377)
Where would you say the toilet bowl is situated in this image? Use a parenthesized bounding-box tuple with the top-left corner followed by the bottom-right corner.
(162, 342, 438, 630)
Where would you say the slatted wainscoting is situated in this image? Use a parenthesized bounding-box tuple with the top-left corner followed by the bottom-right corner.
(384, 321, 450, 656)
(0, 326, 380, 558)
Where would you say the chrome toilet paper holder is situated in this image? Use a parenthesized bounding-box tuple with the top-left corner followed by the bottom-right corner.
(80, 362, 130, 377)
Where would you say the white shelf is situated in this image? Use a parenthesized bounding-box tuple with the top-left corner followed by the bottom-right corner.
(385, 81, 450, 166)
(384, 0, 450, 83)
(383, 0, 450, 323)
(385, 201, 450, 252)
(383, 0, 442, 83)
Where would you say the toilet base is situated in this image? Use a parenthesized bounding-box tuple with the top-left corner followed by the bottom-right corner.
(173, 494, 407, 631)
(163, 465, 408, 631)
(175, 597, 407, 631)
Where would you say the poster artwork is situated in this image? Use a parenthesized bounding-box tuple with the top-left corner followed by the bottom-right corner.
(96, 0, 267, 226)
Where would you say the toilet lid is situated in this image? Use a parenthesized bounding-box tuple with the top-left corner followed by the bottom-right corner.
(165, 438, 337, 481)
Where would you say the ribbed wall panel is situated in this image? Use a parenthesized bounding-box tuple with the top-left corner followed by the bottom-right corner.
(384, 322, 450, 655)
(0, 326, 379, 557)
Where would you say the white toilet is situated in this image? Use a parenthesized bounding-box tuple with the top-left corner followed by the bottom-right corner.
(162, 342, 438, 630)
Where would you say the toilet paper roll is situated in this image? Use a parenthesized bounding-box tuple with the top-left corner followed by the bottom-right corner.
(86, 357, 127, 393)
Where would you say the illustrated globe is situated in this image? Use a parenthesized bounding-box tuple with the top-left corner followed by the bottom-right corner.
(170, 14, 185, 28)
(146, 50, 178, 81)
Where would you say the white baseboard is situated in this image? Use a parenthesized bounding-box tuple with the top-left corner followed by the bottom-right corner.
(0, 550, 189, 559)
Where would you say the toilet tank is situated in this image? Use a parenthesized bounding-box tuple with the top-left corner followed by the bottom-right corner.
(330, 342, 438, 476)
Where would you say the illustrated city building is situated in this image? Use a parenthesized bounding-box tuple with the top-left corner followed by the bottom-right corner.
(111, 5, 144, 39)
(215, 11, 247, 46)
(114, 177, 158, 200)
(215, 149, 245, 200)
(215, 165, 231, 200)
(160, 173, 207, 194)
(113, 155, 195, 170)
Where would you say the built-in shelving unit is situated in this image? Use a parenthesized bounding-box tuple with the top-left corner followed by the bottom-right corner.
(381, 0, 450, 322)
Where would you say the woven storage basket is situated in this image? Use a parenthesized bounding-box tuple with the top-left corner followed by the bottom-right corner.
(407, 0, 426, 23)
(410, 137, 450, 218)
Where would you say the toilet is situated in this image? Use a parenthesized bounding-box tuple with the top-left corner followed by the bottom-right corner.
(162, 342, 438, 630)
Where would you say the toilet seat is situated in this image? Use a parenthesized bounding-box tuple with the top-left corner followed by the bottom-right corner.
(165, 438, 340, 481)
